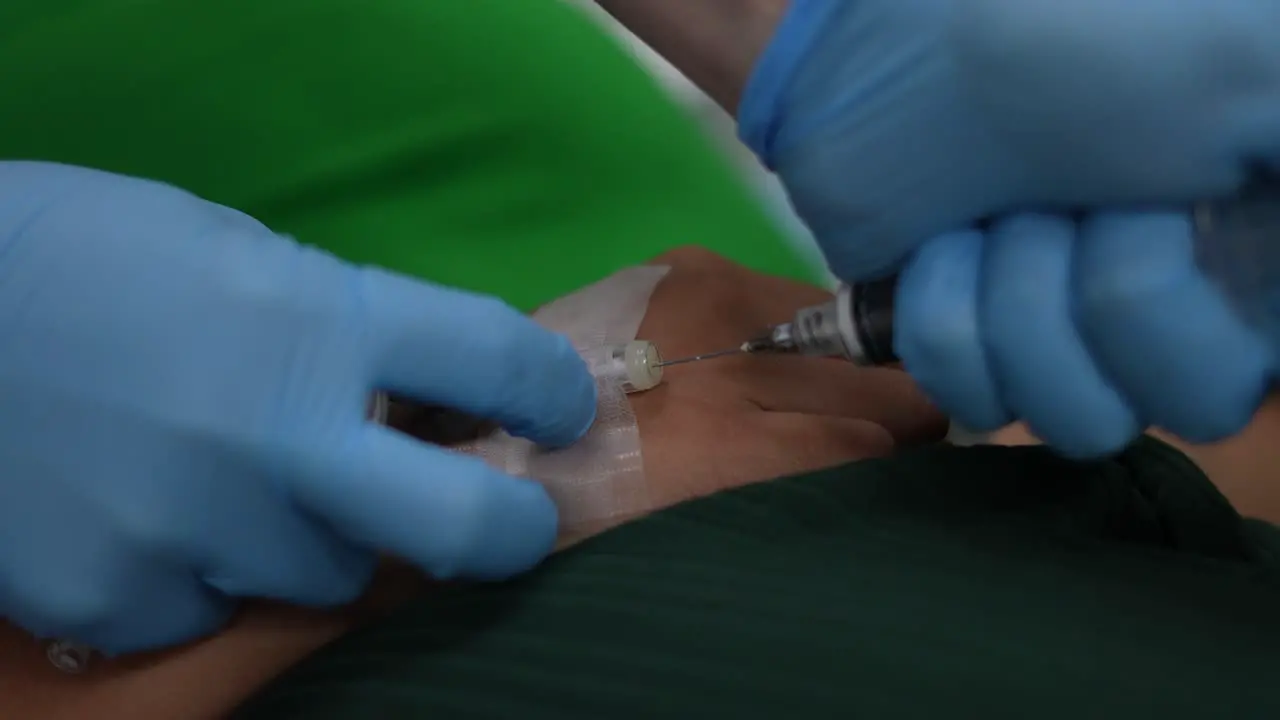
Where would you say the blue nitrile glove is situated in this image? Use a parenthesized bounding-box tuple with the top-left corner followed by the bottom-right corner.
(739, 0, 1280, 456)
(0, 161, 595, 654)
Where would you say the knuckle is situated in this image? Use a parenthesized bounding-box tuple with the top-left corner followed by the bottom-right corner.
(648, 245, 732, 270)
(646, 264, 757, 344)
(698, 281, 758, 338)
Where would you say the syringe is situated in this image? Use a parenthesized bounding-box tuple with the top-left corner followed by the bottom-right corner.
(661, 173, 1280, 367)
(657, 276, 898, 367)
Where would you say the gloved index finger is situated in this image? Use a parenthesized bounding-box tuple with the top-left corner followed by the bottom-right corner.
(357, 268, 596, 448)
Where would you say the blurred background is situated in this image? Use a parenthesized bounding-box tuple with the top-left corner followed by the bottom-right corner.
(570, 1, 836, 286)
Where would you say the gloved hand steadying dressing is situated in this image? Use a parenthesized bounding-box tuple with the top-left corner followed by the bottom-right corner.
(739, 0, 1280, 456)
(0, 161, 595, 654)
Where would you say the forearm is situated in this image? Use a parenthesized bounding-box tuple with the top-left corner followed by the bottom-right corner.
(592, 0, 787, 113)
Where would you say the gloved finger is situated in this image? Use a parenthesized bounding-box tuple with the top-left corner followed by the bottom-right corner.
(1075, 210, 1273, 442)
(738, 0, 1013, 283)
(359, 267, 596, 449)
(197, 497, 377, 608)
(289, 423, 558, 581)
(980, 213, 1141, 457)
(1, 557, 232, 656)
(82, 578, 232, 657)
(894, 229, 1010, 431)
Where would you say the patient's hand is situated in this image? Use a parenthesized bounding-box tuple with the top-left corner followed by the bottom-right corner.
(0, 248, 944, 719)
(630, 247, 944, 511)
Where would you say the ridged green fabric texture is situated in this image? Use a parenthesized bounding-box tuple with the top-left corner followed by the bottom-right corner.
(235, 437, 1280, 718)
(0, 0, 815, 310)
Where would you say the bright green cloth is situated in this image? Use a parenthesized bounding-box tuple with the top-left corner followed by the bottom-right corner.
(0, 0, 815, 310)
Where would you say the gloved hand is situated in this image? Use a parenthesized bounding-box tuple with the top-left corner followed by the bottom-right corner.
(0, 161, 595, 654)
(739, 0, 1280, 456)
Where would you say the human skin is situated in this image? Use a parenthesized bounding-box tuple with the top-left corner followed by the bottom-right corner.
(0, 248, 946, 719)
(591, 0, 788, 112)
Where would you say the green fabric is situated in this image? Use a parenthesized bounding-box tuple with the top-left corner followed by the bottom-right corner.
(234, 437, 1280, 719)
(0, 0, 815, 310)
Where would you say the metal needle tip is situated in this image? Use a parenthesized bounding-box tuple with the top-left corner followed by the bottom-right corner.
(656, 347, 746, 367)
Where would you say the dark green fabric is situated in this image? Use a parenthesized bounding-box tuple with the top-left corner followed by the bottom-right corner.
(0, 0, 816, 311)
(234, 438, 1280, 719)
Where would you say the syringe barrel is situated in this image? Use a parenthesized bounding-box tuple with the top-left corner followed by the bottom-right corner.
(848, 275, 898, 364)
(1193, 173, 1280, 349)
(789, 277, 899, 365)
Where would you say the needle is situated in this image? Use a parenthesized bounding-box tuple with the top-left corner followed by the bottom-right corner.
(656, 329, 796, 368)
(656, 346, 747, 367)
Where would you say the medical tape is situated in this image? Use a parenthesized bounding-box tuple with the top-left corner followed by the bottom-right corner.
(456, 265, 671, 535)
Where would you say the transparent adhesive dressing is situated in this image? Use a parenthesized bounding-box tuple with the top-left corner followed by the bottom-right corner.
(397, 266, 672, 535)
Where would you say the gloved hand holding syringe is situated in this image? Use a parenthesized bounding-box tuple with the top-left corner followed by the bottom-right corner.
(606, 0, 1280, 459)
(660, 172, 1280, 453)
